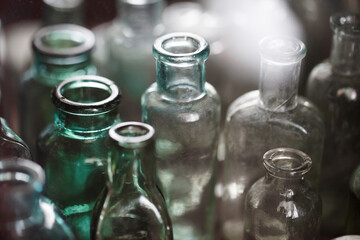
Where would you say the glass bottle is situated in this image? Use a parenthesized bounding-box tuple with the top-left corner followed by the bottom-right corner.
(92, 121, 173, 240)
(42, 0, 84, 26)
(93, 0, 165, 121)
(346, 164, 360, 234)
(306, 13, 360, 236)
(244, 148, 322, 240)
(332, 236, 360, 240)
(220, 36, 324, 240)
(0, 158, 75, 239)
(142, 32, 221, 240)
(20, 24, 96, 158)
(37, 75, 121, 240)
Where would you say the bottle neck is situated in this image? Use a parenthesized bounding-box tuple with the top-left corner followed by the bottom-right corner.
(330, 32, 360, 75)
(259, 58, 300, 112)
(118, 0, 164, 37)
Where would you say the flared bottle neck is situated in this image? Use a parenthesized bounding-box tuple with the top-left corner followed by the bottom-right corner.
(117, 0, 164, 37)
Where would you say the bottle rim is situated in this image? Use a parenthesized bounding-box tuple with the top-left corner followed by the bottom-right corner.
(259, 35, 306, 64)
(109, 121, 155, 149)
(0, 158, 45, 196)
(153, 32, 209, 63)
(330, 12, 360, 38)
(263, 148, 312, 179)
(33, 24, 94, 57)
(43, 0, 83, 9)
(52, 75, 121, 114)
(119, 0, 163, 5)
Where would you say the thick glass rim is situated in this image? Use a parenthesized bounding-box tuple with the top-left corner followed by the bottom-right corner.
(330, 12, 360, 38)
(259, 35, 306, 64)
(0, 158, 45, 195)
(153, 32, 209, 62)
(33, 24, 95, 57)
(109, 121, 155, 149)
(53, 75, 121, 114)
(263, 147, 312, 178)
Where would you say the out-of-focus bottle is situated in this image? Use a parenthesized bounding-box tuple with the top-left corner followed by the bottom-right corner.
(332, 236, 360, 240)
(19, 24, 96, 158)
(306, 13, 360, 236)
(142, 32, 221, 240)
(346, 164, 360, 234)
(42, 0, 84, 26)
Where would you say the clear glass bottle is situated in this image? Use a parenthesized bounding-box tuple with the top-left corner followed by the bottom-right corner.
(220, 36, 324, 240)
(244, 148, 322, 240)
(93, 0, 165, 121)
(142, 32, 221, 240)
(91, 121, 173, 240)
(0, 158, 75, 239)
(346, 164, 360, 234)
(37, 75, 121, 240)
(306, 13, 360, 236)
(20, 24, 96, 158)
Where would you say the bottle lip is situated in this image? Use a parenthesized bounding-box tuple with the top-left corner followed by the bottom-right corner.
(0, 158, 45, 196)
(331, 12, 360, 38)
(52, 75, 121, 114)
(109, 121, 155, 149)
(119, 0, 162, 4)
(153, 32, 209, 63)
(263, 148, 312, 178)
(33, 24, 94, 57)
(259, 36, 306, 64)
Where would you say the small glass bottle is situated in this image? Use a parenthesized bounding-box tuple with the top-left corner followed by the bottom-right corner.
(142, 32, 221, 240)
(306, 13, 360, 236)
(37, 75, 121, 240)
(244, 148, 322, 240)
(93, 0, 165, 121)
(346, 164, 360, 234)
(0, 158, 75, 239)
(92, 122, 173, 240)
(220, 36, 324, 239)
(20, 24, 96, 158)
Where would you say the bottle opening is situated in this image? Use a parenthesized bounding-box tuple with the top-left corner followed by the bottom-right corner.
(109, 122, 155, 149)
(53, 75, 121, 113)
(162, 36, 200, 54)
(259, 36, 306, 63)
(263, 148, 312, 178)
(41, 30, 85, 49)
(331, 13, 360, 37)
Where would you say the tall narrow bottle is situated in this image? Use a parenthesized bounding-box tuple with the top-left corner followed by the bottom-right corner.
(37, 75, 121, 240)
(220, 36, 324, 240)
(93, 0, 165, 121)
(306, 13, 360, 236)
(142, 32, 221, 240)
(0, 158, 75, 239)
(20, 24, 96, 158)
(92, 122, 173, 240)
(244, 148, 321, 240)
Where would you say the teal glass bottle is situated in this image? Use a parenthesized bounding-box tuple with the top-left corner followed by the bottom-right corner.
(244, 148, 321, 240)
(0, 158, 75, 239)
(93, 0, 165, 121)
(220, 36, 324, 240)
(37, 75, 121, 240)
(92, 122, 173, 240)
(20, 24, 96, 158)
(142, 32, 221, 240)
(346, 164, 360, 234)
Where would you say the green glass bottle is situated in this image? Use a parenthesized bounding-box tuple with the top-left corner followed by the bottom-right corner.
(20, 24, 96, 158)
(142, 32, 221, 240)
(92, 122, 173, 240)
(37, 75, 121, 240)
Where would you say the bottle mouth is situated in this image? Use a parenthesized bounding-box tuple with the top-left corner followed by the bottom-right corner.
(52, 75, 121, 114)
(330, 13, 360, 37)
(0, 158, 45, 196)
(259, 36, 306, 64)
(263, 148, 312, 178)
(153, 32, 209, 63)
(109, 122, 155, 149)
(33, 24, 94, 57)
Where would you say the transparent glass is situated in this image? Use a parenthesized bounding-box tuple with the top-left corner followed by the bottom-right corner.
(220, 36, 324, 239)
(346, 164, 360, 234)
(244, 148, 321, 240)
(92, 122, 173, 240)
(142, 32, 221, 240)
(306, 13, 360, 236)
(19, 24, 97, 158)
(92, 0, 165, 121)
(42, 0, 84, 26)
(0, 117, 31, 159)
(37, 76, 121, 240)
(0, 158, 75, 239)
